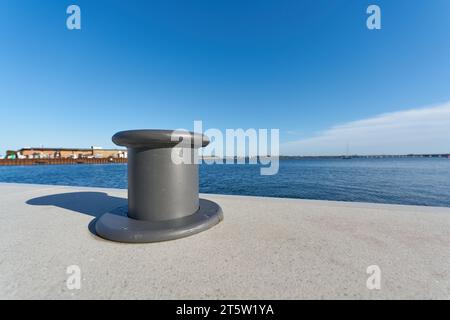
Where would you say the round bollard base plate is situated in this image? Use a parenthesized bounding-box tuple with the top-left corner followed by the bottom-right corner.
(95, 199, 223, 243)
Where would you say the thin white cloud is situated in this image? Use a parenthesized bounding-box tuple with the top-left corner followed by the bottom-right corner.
(281, 101, 450, 156)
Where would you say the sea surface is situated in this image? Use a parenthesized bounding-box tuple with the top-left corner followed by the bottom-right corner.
(1, 158, 450, 207)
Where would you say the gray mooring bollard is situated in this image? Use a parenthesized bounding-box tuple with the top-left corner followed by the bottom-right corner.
(95, 129, 223, 243)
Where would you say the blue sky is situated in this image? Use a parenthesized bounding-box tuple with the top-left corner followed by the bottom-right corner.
(1, 0, 450, 155)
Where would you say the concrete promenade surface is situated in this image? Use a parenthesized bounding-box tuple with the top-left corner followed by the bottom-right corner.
(0, 183, 449, 299)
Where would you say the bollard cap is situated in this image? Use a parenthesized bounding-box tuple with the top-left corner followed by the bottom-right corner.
(112, 129, 209, 149)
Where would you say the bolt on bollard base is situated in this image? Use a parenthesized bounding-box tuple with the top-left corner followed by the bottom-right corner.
(95, 130, 223, 243)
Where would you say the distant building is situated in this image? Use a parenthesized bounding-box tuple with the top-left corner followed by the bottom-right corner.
(15, 147, 127, 160)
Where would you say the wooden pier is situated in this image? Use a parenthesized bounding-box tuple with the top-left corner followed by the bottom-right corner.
(0, 158, 127, 166)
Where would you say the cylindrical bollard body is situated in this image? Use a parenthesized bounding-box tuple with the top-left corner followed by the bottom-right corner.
(128, 147, 199, 221)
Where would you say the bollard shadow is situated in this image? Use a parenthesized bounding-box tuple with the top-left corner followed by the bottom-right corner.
(26, 192, 127, 237)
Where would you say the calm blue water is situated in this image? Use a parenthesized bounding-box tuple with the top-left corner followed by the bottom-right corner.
(1, 158, 450, 207)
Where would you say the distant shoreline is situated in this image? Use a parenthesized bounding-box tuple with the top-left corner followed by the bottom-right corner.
(278, 154, 450, 159)
(1, 154, 449, 167)
(0, 158, 127, 167)
(209, 154, 450, 160)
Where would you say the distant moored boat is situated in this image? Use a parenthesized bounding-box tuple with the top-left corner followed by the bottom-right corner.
(342, 143, 352, 159)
